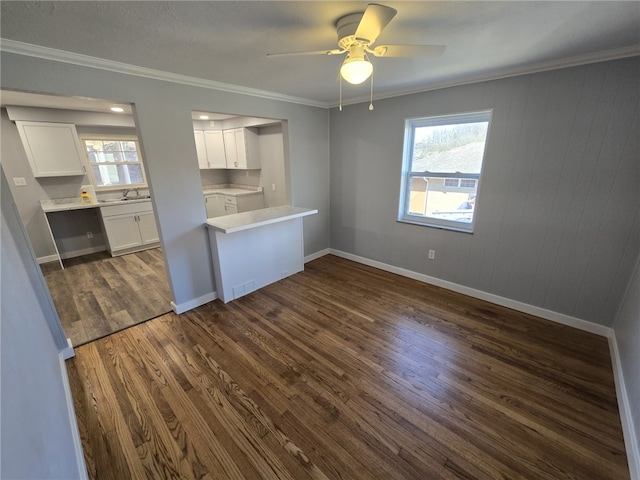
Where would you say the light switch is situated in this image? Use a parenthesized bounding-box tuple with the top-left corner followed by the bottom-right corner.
(13, 177, 27, 186)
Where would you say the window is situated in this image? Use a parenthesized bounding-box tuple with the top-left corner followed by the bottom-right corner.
(82, 136, 147, 189)
(398, 110, 491, 233)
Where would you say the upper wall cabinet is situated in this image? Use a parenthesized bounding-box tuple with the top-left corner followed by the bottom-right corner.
(195, 127, 261, 170)
(15, 121, 86, 177)
(223, 127, 260, 170)
(194, 130, 227, 169)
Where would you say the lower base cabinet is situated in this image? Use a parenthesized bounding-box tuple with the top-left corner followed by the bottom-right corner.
(205, 192, 264, 218)
(100, 201, 160, 256)
(205, 193, 226, 218)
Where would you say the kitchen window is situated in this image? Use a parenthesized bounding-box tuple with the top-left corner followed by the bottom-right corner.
(82, 136, 147, 190)
(398, 110, 491, 233)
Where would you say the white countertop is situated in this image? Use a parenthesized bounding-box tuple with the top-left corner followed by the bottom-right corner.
(41, 197, 152, 213)
(206, 205, 317, 234)
(202, 184, 263, 197)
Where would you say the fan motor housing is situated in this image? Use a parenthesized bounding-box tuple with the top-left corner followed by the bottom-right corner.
(336, 13, 369, 49)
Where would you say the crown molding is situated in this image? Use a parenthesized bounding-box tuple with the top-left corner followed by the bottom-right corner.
(2, 38, 638, 111)
(0, 39, 329, 109)
(330, 45, 640, 108)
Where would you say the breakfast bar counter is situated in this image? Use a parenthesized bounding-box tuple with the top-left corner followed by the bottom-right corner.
(206, 205, 318, 303)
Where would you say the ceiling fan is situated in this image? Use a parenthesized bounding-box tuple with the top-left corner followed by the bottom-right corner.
(267, 3, 445, 107)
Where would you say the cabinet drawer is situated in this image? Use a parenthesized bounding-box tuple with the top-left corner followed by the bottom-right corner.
(100, 200, 153, 217)
(224, 195, 237, 205)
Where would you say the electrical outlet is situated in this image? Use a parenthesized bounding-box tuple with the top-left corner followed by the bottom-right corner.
(272, 183, 276, 191)
(428, 249, 436, 260)
(87, 231, 93, 239)
(13, 177, 27, 186)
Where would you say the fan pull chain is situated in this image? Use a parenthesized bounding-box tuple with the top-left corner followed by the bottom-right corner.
(369, 71, 374, 111)
(339, 76, 343, 111)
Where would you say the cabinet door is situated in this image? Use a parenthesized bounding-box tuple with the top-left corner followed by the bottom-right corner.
(224, 203, 238, 215)
(15, 121, 86, 177)
(205, 194, 226, 218)
(102, 214, 141, 252)
(236, 193, 265, 213)
(204, 131, 226, 168)
(193, 130, 209, 169)
(223, 130, 239, 168)
(137, 211, 160, 245)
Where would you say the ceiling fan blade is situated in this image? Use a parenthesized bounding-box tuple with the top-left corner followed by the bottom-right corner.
(371, 44, 446, 58)
(267, 49, 344, 57)
(354, 3, 397, 44)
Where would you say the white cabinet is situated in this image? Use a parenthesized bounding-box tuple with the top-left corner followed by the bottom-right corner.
(194, 130, 208, 169)
(205, 193, 226, 218)
(194, 130, 226, 169)
(15, 121, 86, 177)
(100, 201, 160, 256)
(223, 193, 264, 215)
(137, 211, 161, 245)
(223, 128, 260, 169)
(204, 131, 227, 168)
(195, 127, 261, 170)
(204, 191, 265, 218)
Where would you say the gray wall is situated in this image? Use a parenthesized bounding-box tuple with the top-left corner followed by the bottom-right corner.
(1, 51, 330, 309)
(1, 169, 83, 479)
(330, 56, 640, 327)
(614, 253, 640, 476)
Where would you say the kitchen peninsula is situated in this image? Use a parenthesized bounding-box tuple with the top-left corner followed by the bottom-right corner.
(206, 205, 317, 302)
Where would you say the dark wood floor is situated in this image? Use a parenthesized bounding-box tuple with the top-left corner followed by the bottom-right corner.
(42, 248, 172, 346)
(67, 254, 629, 479)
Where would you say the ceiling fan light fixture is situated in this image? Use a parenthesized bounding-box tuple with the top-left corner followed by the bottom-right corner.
(340, 55, 373, 85)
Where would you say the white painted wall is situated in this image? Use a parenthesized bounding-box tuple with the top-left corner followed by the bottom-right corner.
(0, 169, 84, 479)
(329, 56, 640, 327)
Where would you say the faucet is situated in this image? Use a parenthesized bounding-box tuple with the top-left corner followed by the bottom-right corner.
(122, 188, 130, 199)
(134, 188, 140, 198)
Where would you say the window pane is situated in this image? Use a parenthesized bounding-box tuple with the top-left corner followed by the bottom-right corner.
(409, 176, 476, 223)
(444, 178, 459, 187)
(121, 141, 139, 161)
(399, 111, 491, 232)
(411, 122, 488, 174)
(91, 164, 144, 187)
(84, 137, 146, 189)
(85, 140, 103, 153)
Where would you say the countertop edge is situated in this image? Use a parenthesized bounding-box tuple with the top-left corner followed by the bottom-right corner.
(206, 206, 318, 234)
(42, 198, 152, 213)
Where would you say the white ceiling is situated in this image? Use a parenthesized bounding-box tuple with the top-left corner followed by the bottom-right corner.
(1, 1, 639, 107)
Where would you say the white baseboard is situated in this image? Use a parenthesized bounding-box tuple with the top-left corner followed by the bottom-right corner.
(37, 254, 60, 264)
(60, 353, 88, 480)
(37, 246, 107, 264)
(329, 249, 612, 337)
(61, 337, 75, 360)
(171, 291, 217, 314)
(609, 333, 640, 480)
(305, 248, 330, 264)
(60, 246, 107, 260)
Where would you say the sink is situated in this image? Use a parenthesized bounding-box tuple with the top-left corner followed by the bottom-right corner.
(99, 195, 150, 203)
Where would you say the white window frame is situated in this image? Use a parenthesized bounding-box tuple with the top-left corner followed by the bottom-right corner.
(81, 135, 148, 191)
(398, 110, 492, 233)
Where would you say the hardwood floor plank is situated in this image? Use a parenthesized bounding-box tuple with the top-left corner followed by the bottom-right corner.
(68, 254, 630, 480)
(73, 343, 146, 479)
